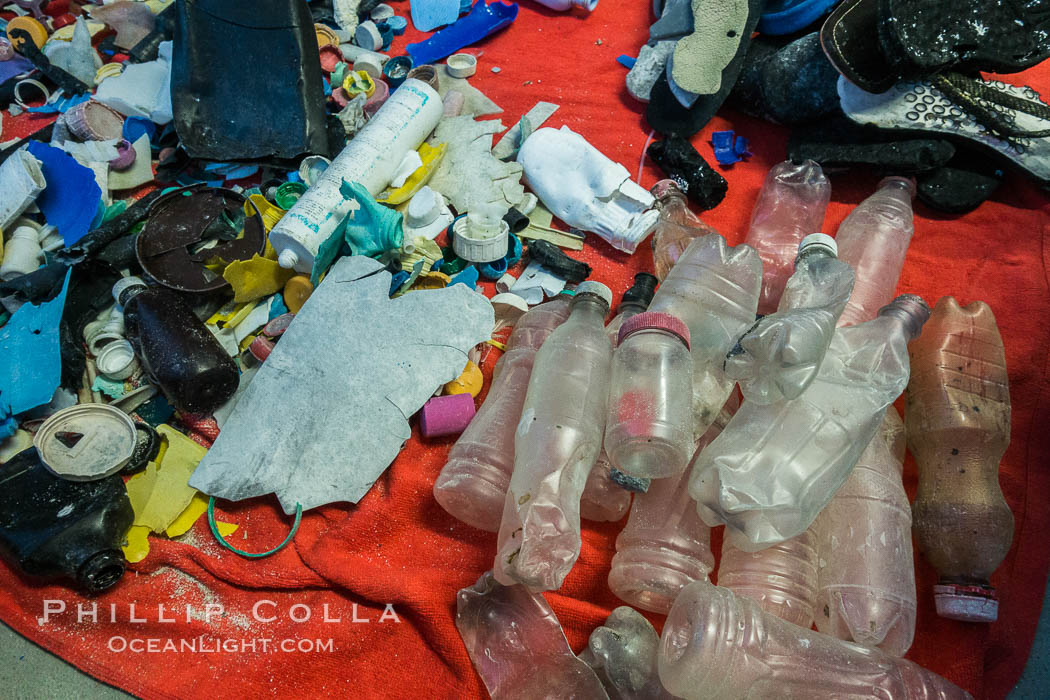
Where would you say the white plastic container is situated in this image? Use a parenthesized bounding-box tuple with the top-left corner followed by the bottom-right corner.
(0, 149, 46, 232)
(269, 79, 444, 272)
(0, 225, 43, 281)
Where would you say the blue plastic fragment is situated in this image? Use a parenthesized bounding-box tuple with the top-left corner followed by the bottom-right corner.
(123, 116, 158, 145)
(711, 130, 751, 166)
(322, 76, 333, 96)
(407, 1, 518, 67)
(459, 0, 472, 12)
(268, 294, 290, 320)
(477, 257, 507, 280)
(0, 415, 16, 442)
(376, 22, 395, 50)
(758, 0, 839, 36)
(617, 54, 637, 69)
(389, 270, 410, 295)
(411, 0, 462, 33)
(449, 264, 479, 288)
(387, 16, 408, 34)
(0, 55, 33, 85)
(0, 268, 71, 421)
(26, 141, 102, 247)
(26, 92, 90, 114)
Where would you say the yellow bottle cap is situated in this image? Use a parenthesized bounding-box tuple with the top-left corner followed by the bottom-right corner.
(314, 23, 340, 49)
(444, 361, 483, 398)
(283, 275, 314, 313)
(342, 70, 375, 98)
(7, 17, 49, 50)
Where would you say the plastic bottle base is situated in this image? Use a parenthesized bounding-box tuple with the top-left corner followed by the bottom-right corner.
(432, 464, 509, 533)
(606, 433, 692, 481)
(934, 584, 998, 623)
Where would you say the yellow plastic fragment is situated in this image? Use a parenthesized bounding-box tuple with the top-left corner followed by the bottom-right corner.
(245, 194, 287, 232)
(411, 271, 451, 290)
(164, 493, 209, 538)
(378, 142, 448, 205)
(124, 425, 206, 534)
(283, 275, 314, 313)
(122, 525, 152, 563)
(400, 236, 443, 274)
(445, 360, 483, 397)
(223, 254, 296, 303)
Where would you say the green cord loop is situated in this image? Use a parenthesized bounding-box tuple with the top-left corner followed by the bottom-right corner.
(207, 497, 302, 558)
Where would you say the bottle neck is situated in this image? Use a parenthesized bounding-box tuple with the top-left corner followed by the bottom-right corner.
(878, 294, 930, 341)
(571, 295, 610, 323)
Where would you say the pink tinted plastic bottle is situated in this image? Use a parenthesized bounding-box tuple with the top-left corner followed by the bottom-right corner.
(434, 295, 572, 531)
(835, 176, 916, 328)
(743, 160, 831, 315)
(718, 530, 819, 629)
(650, 179, 721, 282)
(659, 580, 972, 700)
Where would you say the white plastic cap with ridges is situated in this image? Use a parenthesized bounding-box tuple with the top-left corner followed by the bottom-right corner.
(452, 216, 509, 264)
(574, 281, 612, 308)
(798, 233, 837, 257)
(112, 276, 147, 305)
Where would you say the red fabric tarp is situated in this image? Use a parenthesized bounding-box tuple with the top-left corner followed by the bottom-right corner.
(1, 4, 1049, 699)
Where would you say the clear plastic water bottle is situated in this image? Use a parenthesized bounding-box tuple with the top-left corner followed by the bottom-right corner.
(718, 530, 819, 629)
(743, 160, 831, 316)
(604, 312, 693, 480)
(834, 177, 916, 328)
(659, 580, 973, 700)
(650, 179, 721, 282)
(691, 294, 930, 551)
(493, 282, 614, 591)
(434, 295, 573, 532)
(907, 297, 1014, 623)
(647, 234, 762, 439)
(725, 233, 854, 405)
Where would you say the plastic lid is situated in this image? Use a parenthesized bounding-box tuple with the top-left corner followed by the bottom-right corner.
(283, 275, 314, 313)
(277, 248, 300, 269)
(95, 340, 138, 380)
(650, 179, 684, 200)
(798, 233, 837, 258)
(934, 584, 999, 623)
(452, 214, 509, 264)
(618, 310, 691, 348)
(446, 53, 477, 78)
(112, 275, 147, 305)
(354, 21, 383, 52)
(406, 187, 440, 228)
(353, 54, 384, 79)
(574, 281, 613, 308)
(34, 404, 137, 481)
(6, 16, 48, 50)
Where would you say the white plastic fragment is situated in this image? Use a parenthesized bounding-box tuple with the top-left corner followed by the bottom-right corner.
(491, 101, 560, 160)
(94, 40, 173, 124)
(0, 148, 46, 231)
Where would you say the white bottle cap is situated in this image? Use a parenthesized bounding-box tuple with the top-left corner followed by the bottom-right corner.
(574, 281, 612, 308)
(446, 53, 477, 78)
(112, 276, 147, 305)
(798, 233, 837, 258)
(353, 54, 384, 80)
(354, 21, 383, 52)
(452, 213, 509, 264)
(278, 248, 300, 269)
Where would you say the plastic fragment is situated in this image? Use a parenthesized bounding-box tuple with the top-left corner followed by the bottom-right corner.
(124, 424, 207, 535)
(411, 0, 462, 32)
(0, 148, 46, 232)
(527, 239, 590, 283)
(25, 140, 102, 247)
(406, 1, 519, 67)
(94, 40, 173, 124)
(646, 135, 727, 210)
(710, 129, 751, 166)
(223, 255, 296, 304)
(420, 393, 476, 438)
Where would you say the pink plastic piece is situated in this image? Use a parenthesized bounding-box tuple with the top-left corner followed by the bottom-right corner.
(419, 393, 476, 438)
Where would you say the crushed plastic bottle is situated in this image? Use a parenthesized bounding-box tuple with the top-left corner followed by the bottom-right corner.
(718, 530, 818, 629)
(0, 448, 133, 593)
(743, 160, 831, 316)
(691, 294, 930, 551)
(647, 234, 762, 440)
(581, 606, 678, 700)
(907, 297, 1014, 623)
(649, 179, 721, 282)
(607, 398, 734, 614)
(115, 277, 240, 415)
(725, 233, 854, 405)
(658, 580, 973, 700)
(834, 177, 916, 328)
(456, 571, 610, 699)
(494, 282, 613, 591)
(812, 409, 916, 656)
(434, 295, 573, 532)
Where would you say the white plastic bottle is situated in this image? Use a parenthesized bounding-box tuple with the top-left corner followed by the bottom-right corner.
(690, 294, 930, 551)
(493, 282, 614, 591)
(269, 78, 444, 272)
(725, 233, 854, 405)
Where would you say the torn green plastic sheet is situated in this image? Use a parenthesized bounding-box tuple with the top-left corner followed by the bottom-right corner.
(0, 269, 71, 420)
(309, 180, 404, 285)
(188, 256, 494, 514)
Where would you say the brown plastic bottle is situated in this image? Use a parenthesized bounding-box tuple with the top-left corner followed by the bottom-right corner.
(906, 296, 1014, 622)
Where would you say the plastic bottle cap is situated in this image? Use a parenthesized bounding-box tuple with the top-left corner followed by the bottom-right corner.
(95, 339, 139, 380)
(574, 281, 613, 308)
(419, 393, 476, 438)
(383, 55, 413, 88)
(111, 275, 146, 305)
(34, 404, 138, 481)
(315, 23, 340, 49)
(298, 155, 331, 187)
(277, 248, 300, 269)
(94, 62, 124, 85)
(617, 310, 691, 348)
(405, 64, 439, 91)
(370, 3, 395, 20)
(444, 360, 484, 397)
(446, 53, 477, 78)
(319, 44, 344, 73)
(452, 214, 510, 264)
(933, 584, 999, 623)
(353, 54, 384, 79)
(109, 139, 137, 170)
(274, 181, 308, 209)
(406, 187, 440, 228)
(283, 275, 314, 313)
(248, 335, 275, 363)
(354, 21, 383, 52)
(65, 100, 125, 141)
(6, 17, 48, 50)
(798, 233, 837, 258)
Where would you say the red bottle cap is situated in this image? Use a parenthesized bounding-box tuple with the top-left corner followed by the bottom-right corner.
(933, 583, 998, 623)
(618, 311, 690, 349)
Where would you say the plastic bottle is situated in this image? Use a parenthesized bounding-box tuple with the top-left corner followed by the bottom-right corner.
(115, 277, 240, 415)
(607, 398, 734, 614)
(269, 78, 444, 272)
(658, 580, 973, 700)
(581, 606, 677, 700)
(0, 448, 133, 593)
(811, 416, 916, 656)
(718, 530, 818, 629)
(604, 311, 693, 480)
(743, 160, 831, 315)
(691, 294, 930, 551)
(434, 295, 573, 532)
(581, 274, 658, 523)
(0, 225, 43, 280)
(725, 233, 854, 405)
(834, 177, 916, 328)
(493, 282, 614, 591)
(907, 297, 1014, 623)
(647, 234, 762, 439)
(650, 179, 721, 282)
